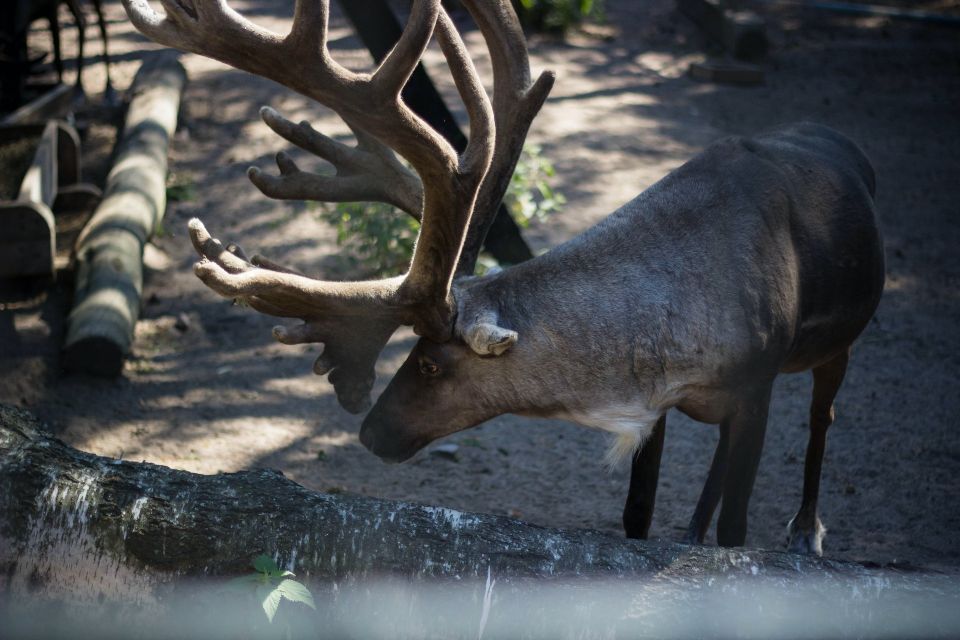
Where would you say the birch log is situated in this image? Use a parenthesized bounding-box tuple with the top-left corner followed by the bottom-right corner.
(1, 404, 957, 639)
(63, 54, 186, 376)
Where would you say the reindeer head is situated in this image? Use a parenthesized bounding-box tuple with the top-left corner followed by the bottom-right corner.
(361, 303, 521, 461)
(121, 0, 554, 448)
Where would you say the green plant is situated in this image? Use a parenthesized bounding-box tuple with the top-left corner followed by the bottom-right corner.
(166, 176, 197, 202)
(513, 0, 601, 33)
(227, 555, 316, 629)
(317, 143, 564, 277)
(505, 143, 566, 228)
(319, 200, 420, 277)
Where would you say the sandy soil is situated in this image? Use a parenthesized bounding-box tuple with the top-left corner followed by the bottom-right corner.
(2, 0, 959, 570)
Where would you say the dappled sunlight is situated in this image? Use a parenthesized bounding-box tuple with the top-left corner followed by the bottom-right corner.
(67, 413, 318, 475)
(2, 0, 957, 575)
(262, 375, 337, 401)
(517, 38, 726, 244)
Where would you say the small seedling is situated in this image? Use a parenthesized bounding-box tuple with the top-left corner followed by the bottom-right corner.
(227, 555, 316, 625)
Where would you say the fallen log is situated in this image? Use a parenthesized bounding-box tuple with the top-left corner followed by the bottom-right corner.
(0, 404, 956, 639)
(62, 53, 186, 376)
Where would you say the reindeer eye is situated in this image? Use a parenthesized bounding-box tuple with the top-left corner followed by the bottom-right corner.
(419, 360, 441, 377)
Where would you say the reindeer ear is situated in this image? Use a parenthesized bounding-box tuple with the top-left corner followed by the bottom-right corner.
(462, 313, 518, 356)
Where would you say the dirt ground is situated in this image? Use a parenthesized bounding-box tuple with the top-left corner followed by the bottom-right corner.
(2, 0, 959, 571)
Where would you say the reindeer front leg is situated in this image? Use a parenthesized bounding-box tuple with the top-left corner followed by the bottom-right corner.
(716, 383, 774, 547)
(623, 415, 666, 539)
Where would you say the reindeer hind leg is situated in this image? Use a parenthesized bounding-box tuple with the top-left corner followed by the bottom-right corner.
(787, 348, 850, 556)
(64, 0, 86, 95)
(684, 421, 729, 544)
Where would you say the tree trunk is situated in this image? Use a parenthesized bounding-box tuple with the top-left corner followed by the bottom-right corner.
(1, 404, 955, 639)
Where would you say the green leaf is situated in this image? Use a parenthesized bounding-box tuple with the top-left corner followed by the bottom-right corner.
(257, 584, 283, 623)
(166, 182, 196, 202)
(253, 555, 280, 575)
(277, 579, 316, 610)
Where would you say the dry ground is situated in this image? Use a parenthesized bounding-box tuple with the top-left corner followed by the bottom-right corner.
(2, 0, 959, 570)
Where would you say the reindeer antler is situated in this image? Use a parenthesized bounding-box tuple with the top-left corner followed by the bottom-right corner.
(121, 0, 552, 412)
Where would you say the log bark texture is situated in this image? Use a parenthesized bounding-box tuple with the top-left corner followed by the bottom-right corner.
(1, 403, 957, 639)
(63, 54, 186, 376)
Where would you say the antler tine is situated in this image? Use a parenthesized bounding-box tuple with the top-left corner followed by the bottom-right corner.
(286, 0, 329, 53)
(250, 107, 424, 216)
(122, 0, 547, 411)
(123, 0, 285, 71)
(371, 0, 442, 100)
(433, 11, 495, 178)
(455, 0, 556, 277)
(124, 0, 180, 42)
(398, 8, 495, 325)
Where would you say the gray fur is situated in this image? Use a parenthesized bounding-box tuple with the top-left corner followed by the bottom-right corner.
(361, 123, 884, 482)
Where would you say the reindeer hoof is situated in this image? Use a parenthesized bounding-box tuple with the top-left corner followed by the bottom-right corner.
(786, 515, 826, 556)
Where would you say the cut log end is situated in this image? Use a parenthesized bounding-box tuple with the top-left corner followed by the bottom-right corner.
(61, 335, 125, 377)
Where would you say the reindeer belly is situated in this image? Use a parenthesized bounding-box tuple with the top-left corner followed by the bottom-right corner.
(781, 195, 885, 373)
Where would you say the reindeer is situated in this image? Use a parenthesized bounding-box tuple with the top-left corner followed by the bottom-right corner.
(120, 0, 885, 555)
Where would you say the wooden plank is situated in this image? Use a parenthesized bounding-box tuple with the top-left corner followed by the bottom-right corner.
(0, 121, 61, 278)
(0, 203, 55, 278)
(0, 83, 73, 126)
(16, 120, 58, 208)
(54, 121, 82, 187)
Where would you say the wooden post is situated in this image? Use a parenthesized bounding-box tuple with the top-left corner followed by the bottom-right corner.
(62, 54, 186, 376)
(0, 121, 59, 278)
(677, 0, 768, 60)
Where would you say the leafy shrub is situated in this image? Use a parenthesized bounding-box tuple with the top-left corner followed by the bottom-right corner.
(505, 143, 566, 228)
(317, 144, 564, 277)
(321, 201, 419, 277)
(512, 0, 601, 33)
